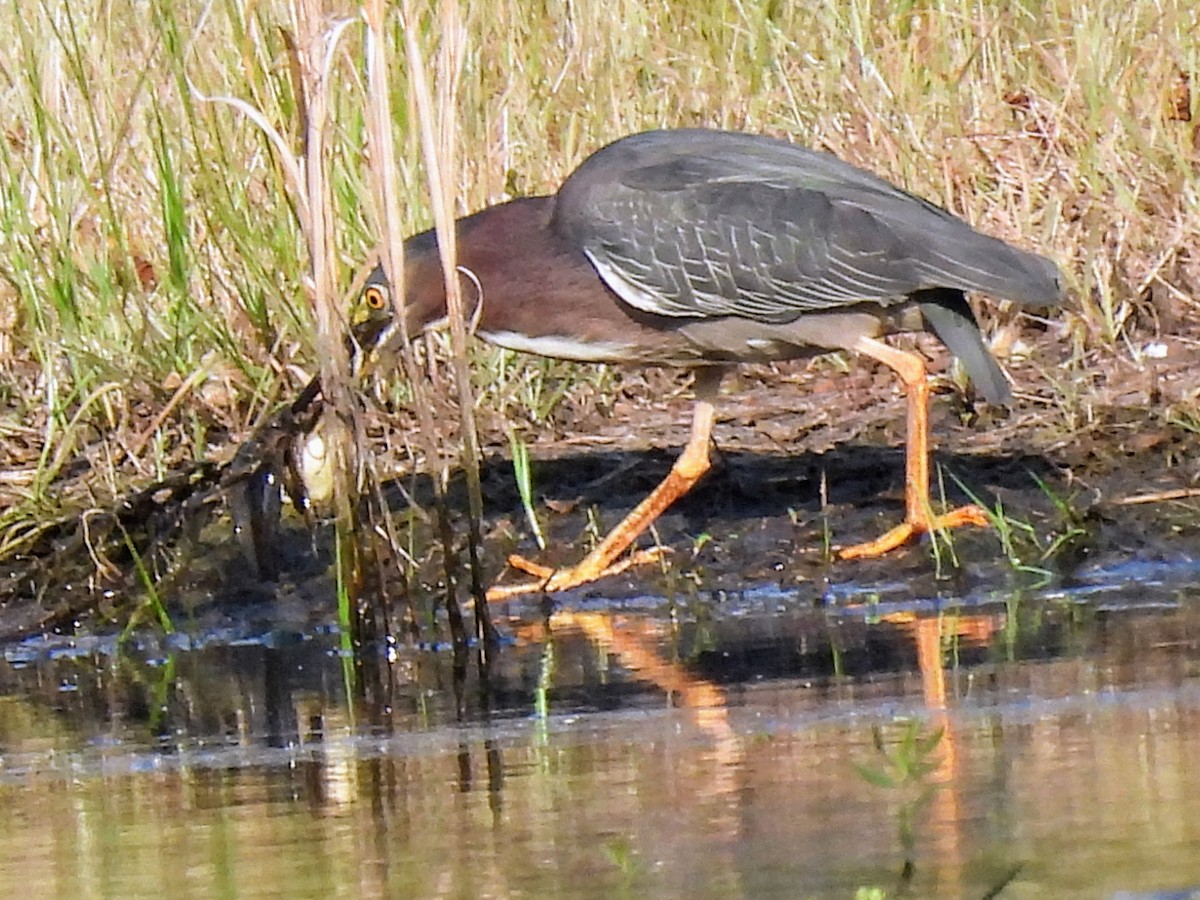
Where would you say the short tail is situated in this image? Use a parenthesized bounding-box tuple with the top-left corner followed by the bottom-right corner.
(917, 289, 1011, 404)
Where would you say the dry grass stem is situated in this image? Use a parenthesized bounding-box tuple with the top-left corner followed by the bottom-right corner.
(400, 0, 491, 640)
(0, 0, 1195, 627)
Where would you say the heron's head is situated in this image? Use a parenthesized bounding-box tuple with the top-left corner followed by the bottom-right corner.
(349, 264, 398, 361)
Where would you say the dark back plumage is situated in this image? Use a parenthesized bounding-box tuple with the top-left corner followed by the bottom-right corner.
(552, 129, 1062, 323)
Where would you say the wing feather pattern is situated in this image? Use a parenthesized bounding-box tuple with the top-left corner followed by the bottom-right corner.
(553, 129, 1061, 324)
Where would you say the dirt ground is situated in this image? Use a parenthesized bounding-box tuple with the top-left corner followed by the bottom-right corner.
(6, 329, 1200, 641)
(415, 331, 1200, 603)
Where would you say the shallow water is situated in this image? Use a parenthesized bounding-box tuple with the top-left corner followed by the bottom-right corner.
(2, 559, 1200, 899)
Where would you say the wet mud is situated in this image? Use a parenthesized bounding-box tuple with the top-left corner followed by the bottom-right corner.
(4, 340, 1200, 900)
(175, 338, 1200, 625)
(4, 334, 1199, 640)
(455, 338, 1200, 601)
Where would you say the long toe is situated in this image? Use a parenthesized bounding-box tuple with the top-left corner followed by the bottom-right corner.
(931, 504, 991, 531)
(838, 503, 990, 560)
(486, 548, 669, 602)
(838, 522, 918, 560)
(505, 554, 556, 580)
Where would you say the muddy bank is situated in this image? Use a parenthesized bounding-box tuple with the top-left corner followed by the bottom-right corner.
(3, 333, 1200, 641)
(466, 334, 1200, 588)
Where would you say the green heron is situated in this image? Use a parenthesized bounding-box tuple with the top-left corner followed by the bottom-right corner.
(227, 292, 398, 579)
(363, 128, 1062, 596)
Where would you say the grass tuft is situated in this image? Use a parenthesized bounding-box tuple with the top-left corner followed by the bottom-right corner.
(0, 0, 1194, 614)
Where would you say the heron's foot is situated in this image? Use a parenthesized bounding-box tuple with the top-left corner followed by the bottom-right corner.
(485, 547, 670, 602)
(838, 504, 990, 560)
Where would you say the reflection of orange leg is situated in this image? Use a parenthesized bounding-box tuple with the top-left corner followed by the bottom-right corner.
(913, 616, 948, 710)
(839, 337, 989, 559)
(487, 369, 724, 601)
(912, 616, 963, 881)
(552, 612, 730, 713)
(510, 611, 742, 836)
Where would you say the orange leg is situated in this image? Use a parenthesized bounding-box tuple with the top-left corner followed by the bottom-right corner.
(486, 369, 723, 601)
(838, 337, 990, 559)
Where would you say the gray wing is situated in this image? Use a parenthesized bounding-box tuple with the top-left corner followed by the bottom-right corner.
(553, 129, 1062, 323)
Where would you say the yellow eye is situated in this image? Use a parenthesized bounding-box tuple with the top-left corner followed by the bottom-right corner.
(364, 284, 387, 310)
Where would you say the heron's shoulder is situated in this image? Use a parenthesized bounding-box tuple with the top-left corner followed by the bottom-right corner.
(559, 128, 924, 208)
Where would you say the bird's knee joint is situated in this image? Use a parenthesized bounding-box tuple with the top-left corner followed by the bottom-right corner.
(674, 451, 711, 481)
